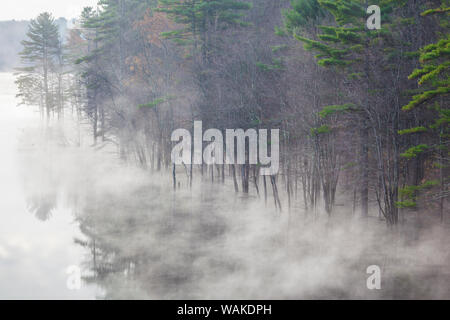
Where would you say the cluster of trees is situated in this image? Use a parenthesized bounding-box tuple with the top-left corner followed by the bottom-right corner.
(16, 0, 448, 226)
(15, 14, 68, 121)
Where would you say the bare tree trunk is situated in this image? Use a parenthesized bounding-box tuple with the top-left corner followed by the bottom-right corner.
(221, 163, 225, 184)
(253, 166, 260, 197)
(271, 175, 282, 211)
(360, 125, 369, 217)
(172, 163, 176, 191)
(231, 164, 239, 193)
(263, 175, 267, 205)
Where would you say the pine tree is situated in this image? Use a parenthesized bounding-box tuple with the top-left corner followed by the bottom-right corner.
(157, 0, 252, 62)
(398, 2, 449, 221)
(282, 0, 372, 217)
(281, 0, 411, 223)
(15, 12, 61, 121)
(74, 1, 156, 143)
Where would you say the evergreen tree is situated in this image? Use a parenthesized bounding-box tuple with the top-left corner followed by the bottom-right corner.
(15, 12, 61, 120)
(74, 1, 156, 143)
(281, 0, 413, 224)
(398, 2, 449, 220)
(282, 0, 372, 217)
(157, 0, 252, 62)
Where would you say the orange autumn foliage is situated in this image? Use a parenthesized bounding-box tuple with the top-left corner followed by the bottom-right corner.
(134, 9, 176, 48)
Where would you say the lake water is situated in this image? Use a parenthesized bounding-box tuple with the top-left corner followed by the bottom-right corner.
(1, 72, 449, 300)
(0, 72, 99, 299)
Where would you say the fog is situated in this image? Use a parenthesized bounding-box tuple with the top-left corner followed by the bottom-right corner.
(0, 73, 100, 298)
(1, 69, 448, 299)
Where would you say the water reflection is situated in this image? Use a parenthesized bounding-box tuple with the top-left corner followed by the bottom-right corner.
(73, 181, 234, 299)
(24, 174, 58, 221)
(18, 131, 450, 299)
(9, 120, 450, 300)
(0, 72, 100, 299)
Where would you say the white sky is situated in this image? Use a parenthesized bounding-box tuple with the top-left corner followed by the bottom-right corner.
(0, 0, 99, 21)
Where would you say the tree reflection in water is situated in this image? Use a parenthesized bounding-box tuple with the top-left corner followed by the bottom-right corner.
(26, 193, 57, 221)
(19, 130, 61, 221)
(74, 182, 236, 299)
(16, 128, 450, 299)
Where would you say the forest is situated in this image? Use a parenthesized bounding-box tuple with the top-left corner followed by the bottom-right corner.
(10, 0, 450, 299)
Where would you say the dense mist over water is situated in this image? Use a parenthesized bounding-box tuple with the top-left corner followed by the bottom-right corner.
(0, 73, 99, 299)
(17, 125, 450, 299)
(2, 67, 447, 299)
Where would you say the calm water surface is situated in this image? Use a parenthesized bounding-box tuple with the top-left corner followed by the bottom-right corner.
(1, 72, 449, 300)
(0, 72, 99, 299)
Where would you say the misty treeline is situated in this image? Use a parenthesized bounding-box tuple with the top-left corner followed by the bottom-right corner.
(0, 18, 67, 72)
(0, 20, 29, 71)
(15, 0, 449, 226)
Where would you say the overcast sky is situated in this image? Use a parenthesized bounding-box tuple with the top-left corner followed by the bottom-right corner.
(0, 0, 99, 21)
